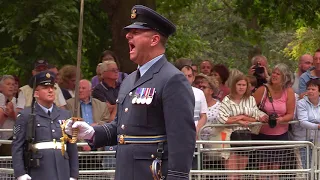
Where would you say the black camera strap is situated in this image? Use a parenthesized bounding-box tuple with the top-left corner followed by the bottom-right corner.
(264, 85, 276, 113)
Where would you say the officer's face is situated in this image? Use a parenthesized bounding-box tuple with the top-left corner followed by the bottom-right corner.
(34, 85, 55, 105)
(126, 28, 160, 66)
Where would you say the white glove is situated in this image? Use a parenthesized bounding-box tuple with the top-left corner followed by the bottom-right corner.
(17, 174, 31, 180)
(65, 119, 95, 140)
(70, 178, 77, 180)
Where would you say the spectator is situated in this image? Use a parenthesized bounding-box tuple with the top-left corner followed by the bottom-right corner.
(91, 63, 103, 88)
(99, 50, 128, 84)
(225, 68, 243, 88)
(181, 65, 208, 137)
(200, 60, 213, 76)
(253, 63, 295, 176)
(92, 61, 119, 120)
(18, 60, 66, 108)
(48, 64, 60, 83)
(218, 74, 267, 179)
(212, 64, 230, 101)
(292, 54, 313, 94)
(0, 75, 18, 155)
(58, 65, 78, 99)
(191, 63, 198, 76)
(247, 75, 258, 94)
(66, 79, 110, 169)
(299, 49, 320, 95)
(296, 79, 320, 168)
(66, 79, 111, 125)
(174, 58, 193, 71)
(197, 74, 220, 140)
(248, 55, 269, 88)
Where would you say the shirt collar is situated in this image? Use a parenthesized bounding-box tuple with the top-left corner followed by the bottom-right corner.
(80, 97, 92, 104)
(37, 102, 53, 113)
(138, 54, 164, 77)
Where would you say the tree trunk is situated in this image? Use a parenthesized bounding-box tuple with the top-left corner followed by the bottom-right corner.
(102, 0, 156, 73)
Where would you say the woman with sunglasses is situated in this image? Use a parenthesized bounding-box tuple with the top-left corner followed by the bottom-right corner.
(218, 74, 268, 179)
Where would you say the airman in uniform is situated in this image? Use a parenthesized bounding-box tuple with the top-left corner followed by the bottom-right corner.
(65, 5, 196, 180)
(12, 71, 78, 180)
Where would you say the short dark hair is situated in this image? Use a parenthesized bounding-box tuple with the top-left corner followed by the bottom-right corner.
(175, 58, 193, 70)
(212, 64, 229, 84)
(306, 79, 320, 91)
(99, 50, 118, 62)
(181, 65, 194, 76)
(315, 48, 320, 54)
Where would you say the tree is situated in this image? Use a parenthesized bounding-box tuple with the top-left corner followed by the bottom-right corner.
(101, 0, 156, 73)
(0, 0, 110, 83)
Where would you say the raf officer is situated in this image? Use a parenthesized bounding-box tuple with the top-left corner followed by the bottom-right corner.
(65, 4, 196, 180)
(12, 71, 78, 180)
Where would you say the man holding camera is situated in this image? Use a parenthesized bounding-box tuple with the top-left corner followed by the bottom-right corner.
(248, 55, 270, 88)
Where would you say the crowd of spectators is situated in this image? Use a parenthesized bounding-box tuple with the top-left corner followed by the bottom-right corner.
(1, 49, 320, 173)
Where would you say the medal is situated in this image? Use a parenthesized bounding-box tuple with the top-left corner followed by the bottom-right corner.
(132, 88, 140, 104)
(136, 88, 145, 104)
(140, 88, 149, 104)
(146, 88, 155, 105)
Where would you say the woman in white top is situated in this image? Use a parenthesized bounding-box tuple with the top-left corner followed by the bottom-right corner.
(0, 75, 18, 155)
(196, 74, 221, 140)
(218, 74, 268, 179)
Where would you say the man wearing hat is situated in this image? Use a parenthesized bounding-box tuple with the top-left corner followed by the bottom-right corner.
(18, 59, 67, 109)
(65, 5, 195, 180)
(12, 71, 78, 180)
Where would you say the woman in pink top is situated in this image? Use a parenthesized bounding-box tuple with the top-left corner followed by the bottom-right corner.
(253, 63, 295, 177)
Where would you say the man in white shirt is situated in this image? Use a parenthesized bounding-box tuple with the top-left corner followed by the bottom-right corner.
(181, 65, 208, 138)
(18, 60, 66, 109)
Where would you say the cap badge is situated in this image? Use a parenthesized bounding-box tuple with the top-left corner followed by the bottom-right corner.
(46, 73, 51, 78)
(131, 9, 137, 19)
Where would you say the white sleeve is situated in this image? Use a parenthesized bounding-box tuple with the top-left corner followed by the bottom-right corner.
(16, 91, 26, 109)
(199, 90, 208, 114)
(58, 91, 67, 106)
(0, 93, 6, 109)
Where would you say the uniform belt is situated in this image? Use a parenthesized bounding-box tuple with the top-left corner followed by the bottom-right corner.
(32, 142, 66, 150)
(118, 135, 166, 144)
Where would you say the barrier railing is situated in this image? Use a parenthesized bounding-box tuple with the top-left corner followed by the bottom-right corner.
(1, 120, 320, 179)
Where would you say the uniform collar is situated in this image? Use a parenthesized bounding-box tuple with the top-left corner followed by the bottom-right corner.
(138, 54, 164, 77)
(37, 102, 53, 113)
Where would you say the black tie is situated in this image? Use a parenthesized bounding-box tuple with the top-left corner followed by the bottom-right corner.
(47, 110, 51, 116)
(135, 69, 140, 83)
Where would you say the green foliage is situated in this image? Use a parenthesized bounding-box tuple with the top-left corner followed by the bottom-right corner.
(0, 0, 110, 83)
(284, 27, 320, 61)
(235, 0, 320, 29)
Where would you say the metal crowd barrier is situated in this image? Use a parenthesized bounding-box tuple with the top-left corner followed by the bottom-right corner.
(0, 120, 320, 179)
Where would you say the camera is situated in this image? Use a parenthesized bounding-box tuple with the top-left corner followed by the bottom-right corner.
(268, 113, 278, 128)
(253, 62, 264, 74)
(253, 62, 267, 88)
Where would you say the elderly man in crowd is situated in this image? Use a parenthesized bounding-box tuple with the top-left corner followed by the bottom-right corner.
(66, 79, 110, 126)
(92, 61, 120, 120)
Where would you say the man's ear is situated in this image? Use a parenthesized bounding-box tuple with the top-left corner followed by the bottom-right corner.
(34, 90, 39, 98)
(150, 34, 160, 47)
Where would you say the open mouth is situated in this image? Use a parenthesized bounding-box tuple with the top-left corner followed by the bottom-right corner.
(129, 42, 135, 53)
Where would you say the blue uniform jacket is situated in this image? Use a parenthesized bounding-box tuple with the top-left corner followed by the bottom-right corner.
(12, 103, 79, 180)
(92, 56, 196, 180)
